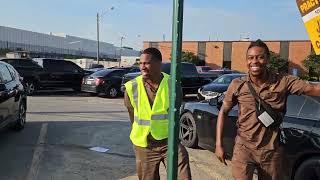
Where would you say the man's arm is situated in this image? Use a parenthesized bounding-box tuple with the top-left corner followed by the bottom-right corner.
(124, 90, 134, 124)
(303, 84, 320, 96)
(215, 104, 233, 165)
(214, 79, 238, 165)
(286, 75, 320, 96)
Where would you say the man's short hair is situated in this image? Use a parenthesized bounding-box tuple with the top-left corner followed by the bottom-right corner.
(247, 39, 270, 59)
(142, 48, 162, 62)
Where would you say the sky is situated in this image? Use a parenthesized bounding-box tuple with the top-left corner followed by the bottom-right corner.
(0, 0, 309, 50)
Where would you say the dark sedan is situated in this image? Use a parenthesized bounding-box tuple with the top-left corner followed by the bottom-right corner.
(81, 69, 131, 98)
(0, 61, 27, 130)
(197, 73, 245, 100)
(179, 95, 320, 179)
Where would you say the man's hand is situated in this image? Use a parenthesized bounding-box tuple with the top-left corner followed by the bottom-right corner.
(215, 145, 227, 165)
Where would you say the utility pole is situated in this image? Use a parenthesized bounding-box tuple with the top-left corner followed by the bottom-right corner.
(119, 36, 125, 67)
(97, 13, 100, 64)
(167, 0, 184, 180)
(96, 7, 115, 64)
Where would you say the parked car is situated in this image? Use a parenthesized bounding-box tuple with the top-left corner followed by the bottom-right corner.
(179, 94, 320, 179)
(197, 73, 245, 100)
(196, 66, 213, 73)
(0, 58, 89, 95)
(86, 63, 105, 73)
(121, 62, 216, 95)
(208, 69, 241, 76)
(0, 61, 27, 130)
(108, 66, 140, 73)
(81, 68, 134, 98)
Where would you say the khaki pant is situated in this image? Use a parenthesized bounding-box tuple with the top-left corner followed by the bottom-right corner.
(232, 143, 283, 180)
(133, 142, 191, 180)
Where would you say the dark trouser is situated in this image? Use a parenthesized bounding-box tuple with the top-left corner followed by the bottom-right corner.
(232, 143, 283, 180)
(133, 142, 191, 180)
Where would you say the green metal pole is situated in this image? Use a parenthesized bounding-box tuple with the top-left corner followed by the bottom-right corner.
(167, 0, 184, 180)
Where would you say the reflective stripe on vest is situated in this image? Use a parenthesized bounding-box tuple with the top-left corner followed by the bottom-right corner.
(132, 79, 138, 109)
(134, 116, 150, 126)
(151, 114, 168, 120)
(134, 113, 168, 125)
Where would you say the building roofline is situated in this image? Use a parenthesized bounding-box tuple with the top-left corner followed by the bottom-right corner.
(143, 40, 311, 43)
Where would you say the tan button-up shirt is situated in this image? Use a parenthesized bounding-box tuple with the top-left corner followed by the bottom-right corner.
(223, 71, 310, 149)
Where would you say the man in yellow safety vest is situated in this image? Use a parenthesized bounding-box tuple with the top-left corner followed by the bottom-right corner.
(124, 47, 191, 180)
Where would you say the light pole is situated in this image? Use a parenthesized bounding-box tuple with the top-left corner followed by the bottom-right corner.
(97, 6, 115, 64)
(118, 36, 125, 67)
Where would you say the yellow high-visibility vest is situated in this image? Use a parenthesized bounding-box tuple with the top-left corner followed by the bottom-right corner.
(125, 73, 170, 147)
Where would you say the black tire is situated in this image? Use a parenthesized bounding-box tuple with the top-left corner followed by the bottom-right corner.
(12, 102, 26, 131)
(25, 81, 37, 95)
(89, 92, 98, 96)
(179, 112, 198, 148)
(294, 157, 320, 180)
(105, 86, 118, 98)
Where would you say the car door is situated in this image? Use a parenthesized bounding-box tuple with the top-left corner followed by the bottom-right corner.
(108, 70, 126, 89)
(42, 60, 66, 87)
(181, 63, 203, 93)
(6, 65, 21, 117)
(62, 61, 84, 87)
(0, 64, 16, 127)
(198, 103, 238, 155)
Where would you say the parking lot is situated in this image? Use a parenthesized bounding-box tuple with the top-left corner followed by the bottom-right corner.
(0, 90, 234, 180)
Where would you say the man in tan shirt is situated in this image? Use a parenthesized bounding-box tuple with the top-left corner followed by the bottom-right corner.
(124, 48, 191, 180)
(215, 39, 320, 180)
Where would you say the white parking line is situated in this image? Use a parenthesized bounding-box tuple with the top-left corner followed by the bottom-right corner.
(26, 123, 48, 180)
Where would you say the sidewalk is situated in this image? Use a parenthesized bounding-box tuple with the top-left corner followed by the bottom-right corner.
(121, 148, 235, 180)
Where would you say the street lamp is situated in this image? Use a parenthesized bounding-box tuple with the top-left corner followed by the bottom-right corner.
(119, 36, 125, 67)
(97, 6, 115, 64)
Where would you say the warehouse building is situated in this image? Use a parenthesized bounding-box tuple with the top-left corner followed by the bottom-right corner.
(144, 40, 313, 75)
(0, 26, 140, 59)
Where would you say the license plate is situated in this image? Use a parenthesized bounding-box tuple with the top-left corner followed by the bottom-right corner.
(86, 80, 93, 85)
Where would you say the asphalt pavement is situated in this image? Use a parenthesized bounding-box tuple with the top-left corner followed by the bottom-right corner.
(0, 90, 236, 180)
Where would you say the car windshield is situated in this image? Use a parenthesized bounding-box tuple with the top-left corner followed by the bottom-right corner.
(212, 75, 241, 84)
(91, 69, 114, 77)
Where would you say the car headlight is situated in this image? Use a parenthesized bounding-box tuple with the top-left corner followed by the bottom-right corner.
(199, 90, 222, 99)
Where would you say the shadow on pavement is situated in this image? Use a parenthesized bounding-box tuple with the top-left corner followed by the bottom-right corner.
(0, 120, 137, 180)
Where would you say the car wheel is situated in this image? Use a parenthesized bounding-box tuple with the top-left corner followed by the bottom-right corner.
(25, 81, 37, 95)
(105, 86, 118, 98)
(89, 92, 98, 96)
(179, 112, 198, 148)
(13, 102, 26, 131)
(294, 157, 320, 180)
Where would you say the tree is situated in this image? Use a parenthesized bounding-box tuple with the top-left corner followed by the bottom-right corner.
(181, 51, 204, 65)
(303, 54, 320, 81)
(267, 52, 288, 73)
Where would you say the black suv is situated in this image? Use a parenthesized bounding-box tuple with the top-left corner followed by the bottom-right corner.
(0, 61, 27, 130)
(121, 62, 216, 95)
(0, 58, 88, 95)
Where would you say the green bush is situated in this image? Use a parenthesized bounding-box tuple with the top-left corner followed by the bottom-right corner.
(267, 52, 288, 73)
(303, 54, 320, 81)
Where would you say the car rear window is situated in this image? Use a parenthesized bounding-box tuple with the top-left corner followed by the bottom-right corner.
(286, 95, 305, 117)
(299, 96, 320, 120)
(92, 69, 114, 77)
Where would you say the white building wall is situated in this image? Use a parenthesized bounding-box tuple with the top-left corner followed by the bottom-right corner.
(0, 26, 140, 58)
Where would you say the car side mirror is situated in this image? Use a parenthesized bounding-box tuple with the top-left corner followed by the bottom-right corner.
(19, 76, 24, 82)
(209, 97, 218, 106)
